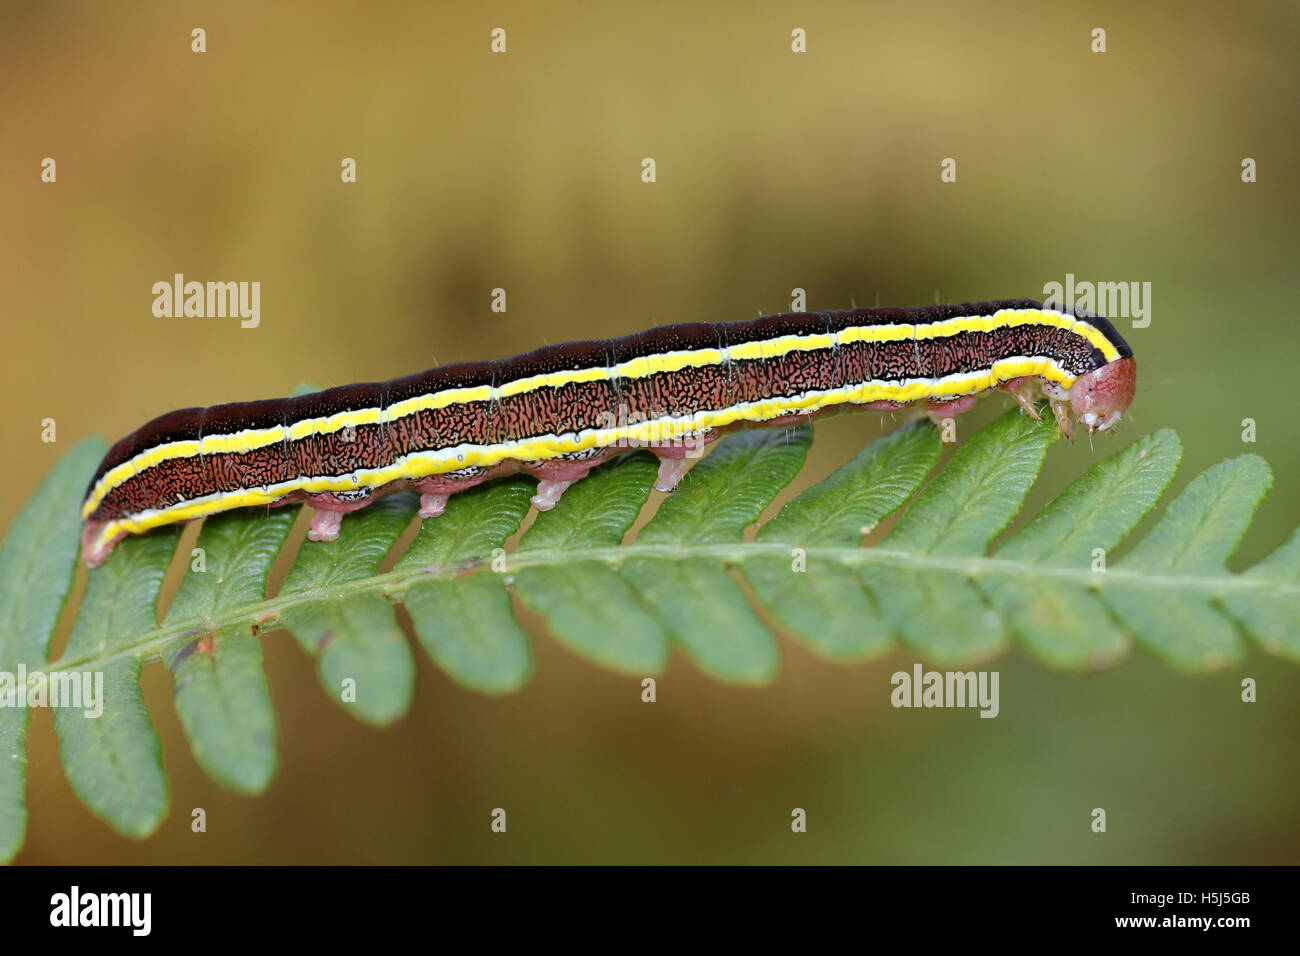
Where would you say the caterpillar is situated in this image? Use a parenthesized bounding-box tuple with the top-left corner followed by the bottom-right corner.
(80, 299, 1135, 566)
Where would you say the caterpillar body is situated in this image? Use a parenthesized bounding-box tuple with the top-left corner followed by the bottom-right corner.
(80, 299, 1136, 566)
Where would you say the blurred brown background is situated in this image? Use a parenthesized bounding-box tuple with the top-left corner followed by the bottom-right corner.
(2, 0, 1298, 863)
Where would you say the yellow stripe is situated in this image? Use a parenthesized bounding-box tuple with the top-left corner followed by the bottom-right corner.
(725, 333, 834, 361)
(83, 309, 1105, 518)
(836, 324, 915, 346)
(386, 384, 495, 420)
(498, 365, 609, 398)
(911, 308, 1119, 357)
(616, 348, 727, 380)
(202, 425, 287, 453)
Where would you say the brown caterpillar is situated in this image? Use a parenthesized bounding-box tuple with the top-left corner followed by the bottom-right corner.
(80, 299, 1136, 565)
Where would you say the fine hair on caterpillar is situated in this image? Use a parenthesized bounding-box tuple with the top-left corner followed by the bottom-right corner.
(80, 299, 1136, 566)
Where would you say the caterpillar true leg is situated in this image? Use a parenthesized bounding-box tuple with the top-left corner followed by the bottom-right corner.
(1050, 399, 1075, 441)
(998, 377, 1043, 422)
(1010, 390, 1042, 422)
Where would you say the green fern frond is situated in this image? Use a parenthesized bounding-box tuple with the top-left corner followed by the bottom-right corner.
(1, 408, 1297, 859)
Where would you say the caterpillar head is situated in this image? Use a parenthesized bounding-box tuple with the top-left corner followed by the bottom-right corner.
(1069, 356, 1137, 433)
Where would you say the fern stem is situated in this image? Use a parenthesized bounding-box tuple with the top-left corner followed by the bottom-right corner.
(38, 542, 1295, 677)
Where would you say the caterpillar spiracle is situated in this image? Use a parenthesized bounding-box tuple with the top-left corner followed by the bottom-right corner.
(80, 299, 1136, 566)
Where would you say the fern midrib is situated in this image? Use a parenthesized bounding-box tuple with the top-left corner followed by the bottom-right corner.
(39, 541, 1296, 676)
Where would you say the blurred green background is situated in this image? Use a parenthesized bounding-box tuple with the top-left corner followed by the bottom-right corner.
(2, 0, 1298, 863)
